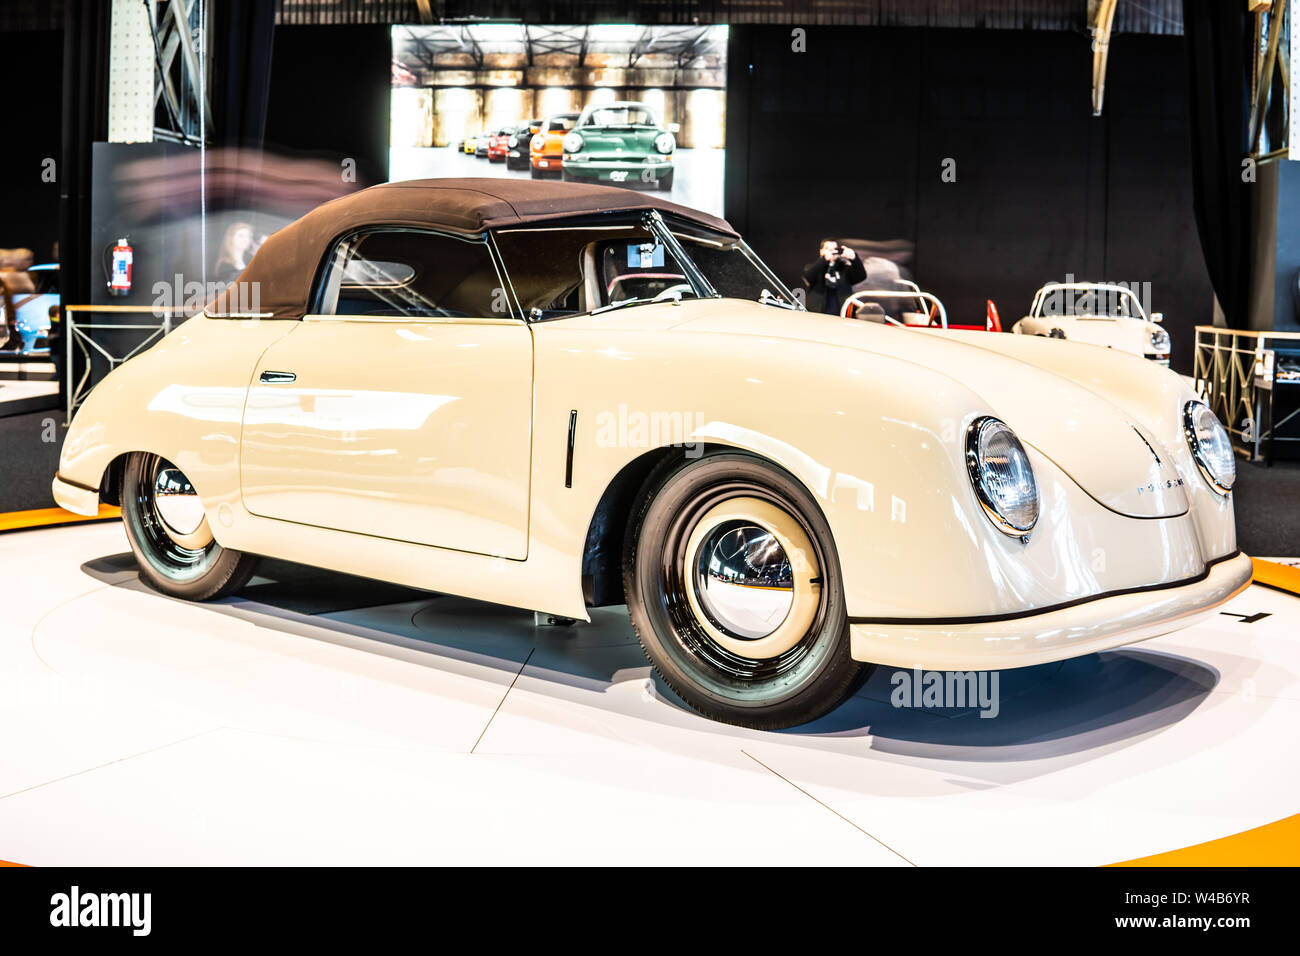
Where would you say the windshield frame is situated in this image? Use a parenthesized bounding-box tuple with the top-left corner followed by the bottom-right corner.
(490, 211, 800, 322)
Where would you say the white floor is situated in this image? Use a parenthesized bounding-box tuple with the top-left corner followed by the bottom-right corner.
(1, 522, 1297, 865)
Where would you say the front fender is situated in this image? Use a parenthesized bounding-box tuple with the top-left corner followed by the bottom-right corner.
(530, 309, 1205, 621)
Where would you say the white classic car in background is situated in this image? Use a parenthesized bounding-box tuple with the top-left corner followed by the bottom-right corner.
(1013, 280, 1171, 365)
(52, 179, 1249, 730)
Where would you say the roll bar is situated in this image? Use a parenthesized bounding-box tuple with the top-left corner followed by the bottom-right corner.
(839, 289, 948, 329)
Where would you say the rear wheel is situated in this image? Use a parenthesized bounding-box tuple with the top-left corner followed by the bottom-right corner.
(623, 452, 870, 729)
(120, 452, 259, 601)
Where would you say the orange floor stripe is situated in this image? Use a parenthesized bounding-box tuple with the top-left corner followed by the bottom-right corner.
(1110, 556, 1299, 866)
(1110, 813, 1300, 866)
(0, 504, 120, 533)
(1251, 556, 1300, 594)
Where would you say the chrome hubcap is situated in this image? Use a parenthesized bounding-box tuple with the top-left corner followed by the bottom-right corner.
(153, 467, 205, 537)
(682, 496, 821, 661)
(693, 522, 794, 640)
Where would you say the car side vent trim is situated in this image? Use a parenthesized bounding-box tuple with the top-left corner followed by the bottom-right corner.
(565, 410, 577, 488)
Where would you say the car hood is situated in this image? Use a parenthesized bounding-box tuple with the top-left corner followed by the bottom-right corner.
(672, 300, 1188, 519)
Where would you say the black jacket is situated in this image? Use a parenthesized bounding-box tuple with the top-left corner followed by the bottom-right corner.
(802, 254, 867, 314)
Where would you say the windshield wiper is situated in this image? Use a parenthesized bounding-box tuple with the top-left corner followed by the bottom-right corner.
(591, 297, 659, 315)
(758, 289, 799, 311)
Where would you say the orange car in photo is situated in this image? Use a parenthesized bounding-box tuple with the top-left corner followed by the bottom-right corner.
(529, 112, 579, 178)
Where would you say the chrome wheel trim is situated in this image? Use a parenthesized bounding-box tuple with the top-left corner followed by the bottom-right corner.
(153, 466, 211, 546)
(134, 455, 215, 576)
(682, 497, 821, 660)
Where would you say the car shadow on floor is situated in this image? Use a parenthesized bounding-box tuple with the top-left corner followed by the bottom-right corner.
(80, 553, 1221, 768)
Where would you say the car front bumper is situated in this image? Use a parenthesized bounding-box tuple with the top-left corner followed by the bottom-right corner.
(562, 160, 671, 184)
(848, 551, 1252, 670)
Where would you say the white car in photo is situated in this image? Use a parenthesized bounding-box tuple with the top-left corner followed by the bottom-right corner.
(1013, 281, 1171, 365)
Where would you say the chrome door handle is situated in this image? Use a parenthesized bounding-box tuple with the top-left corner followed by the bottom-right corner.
(259, 370, 296, 384)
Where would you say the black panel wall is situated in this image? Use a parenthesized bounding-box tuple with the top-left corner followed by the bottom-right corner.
(263, 24, 392, 186)
(726, 27, 1212, 372)
(0, 28, 63, 261)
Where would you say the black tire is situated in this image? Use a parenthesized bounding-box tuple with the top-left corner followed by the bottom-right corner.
(120, 452, 259, 601)
(654, 169, 674, 191)
(622, 452, 870, 729)
(529, 165, 544, 179)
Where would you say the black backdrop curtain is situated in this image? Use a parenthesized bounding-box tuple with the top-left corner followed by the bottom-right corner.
(212, 0, 277, 150)
(213, 0, 276, 150)
(1182, 0, 1253, 328)
(212, 0, 276, 218)
(59, 0, 110, 311)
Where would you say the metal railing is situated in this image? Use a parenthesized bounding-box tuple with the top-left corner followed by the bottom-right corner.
(1193, 325, 1300, 460)
(63, 305, 188, 419)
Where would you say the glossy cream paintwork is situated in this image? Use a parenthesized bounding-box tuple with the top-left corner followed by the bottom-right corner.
(1013, 313, 1164, 359)
(53, 297, 1248, 668)
(240, 315, 533, 559)
(850, 551, 1252, 670)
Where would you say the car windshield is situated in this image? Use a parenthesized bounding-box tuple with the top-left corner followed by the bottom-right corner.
(1036, 285, 1146, 319)
(493, 216, 800, 320)
(547, 115, 578, 132)
(583, 106, 656, 128)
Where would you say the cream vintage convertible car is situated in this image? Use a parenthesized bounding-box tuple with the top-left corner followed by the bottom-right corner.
(52, 179, 1250, 729)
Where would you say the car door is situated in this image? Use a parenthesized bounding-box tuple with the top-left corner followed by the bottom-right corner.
(239, 227, 533, 559)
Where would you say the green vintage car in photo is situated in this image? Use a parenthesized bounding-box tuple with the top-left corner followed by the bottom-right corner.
(561, 101, 677, 191)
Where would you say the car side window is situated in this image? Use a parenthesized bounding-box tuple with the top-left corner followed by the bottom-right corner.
(314, 230, 508, 319)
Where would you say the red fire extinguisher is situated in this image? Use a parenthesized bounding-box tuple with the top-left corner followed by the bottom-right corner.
(108, 238, 133, 296)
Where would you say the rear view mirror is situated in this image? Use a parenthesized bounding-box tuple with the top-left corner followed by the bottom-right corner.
(668, 123, 680, 134)
(1150, 312, 1164, 323)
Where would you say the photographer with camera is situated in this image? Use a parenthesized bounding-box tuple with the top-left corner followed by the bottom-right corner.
(802, 239, 866, 315)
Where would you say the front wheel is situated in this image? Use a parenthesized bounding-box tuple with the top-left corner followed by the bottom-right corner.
(120, 452, 259, 601)
(623, 452, 870, 729)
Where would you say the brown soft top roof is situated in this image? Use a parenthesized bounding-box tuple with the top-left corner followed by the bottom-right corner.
(209, 177, 737, 320)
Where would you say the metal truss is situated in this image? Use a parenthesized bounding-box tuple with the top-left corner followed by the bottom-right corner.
(144, 0, 212, 147)
(1247, 0, 1293, 165)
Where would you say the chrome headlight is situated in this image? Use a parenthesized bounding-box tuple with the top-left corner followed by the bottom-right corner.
(563, 132, 584, 153)
(1150, 326, 1171, 353)
(530, 134, 544, 151)
(965, 417, 1039, 536)
(654, 132, 676, 154)
(508, 135, 518, 148)
(1183, 402, 1235, 495)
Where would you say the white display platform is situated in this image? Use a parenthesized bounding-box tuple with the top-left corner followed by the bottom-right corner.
(1, 522, 1296, 866)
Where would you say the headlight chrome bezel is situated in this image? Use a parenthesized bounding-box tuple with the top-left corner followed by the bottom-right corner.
(1149, 326, 1171, 354)
(1183, 401, 1236, 496)
(562, 132, 584, 154)
(964, 416, 1040, 538)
